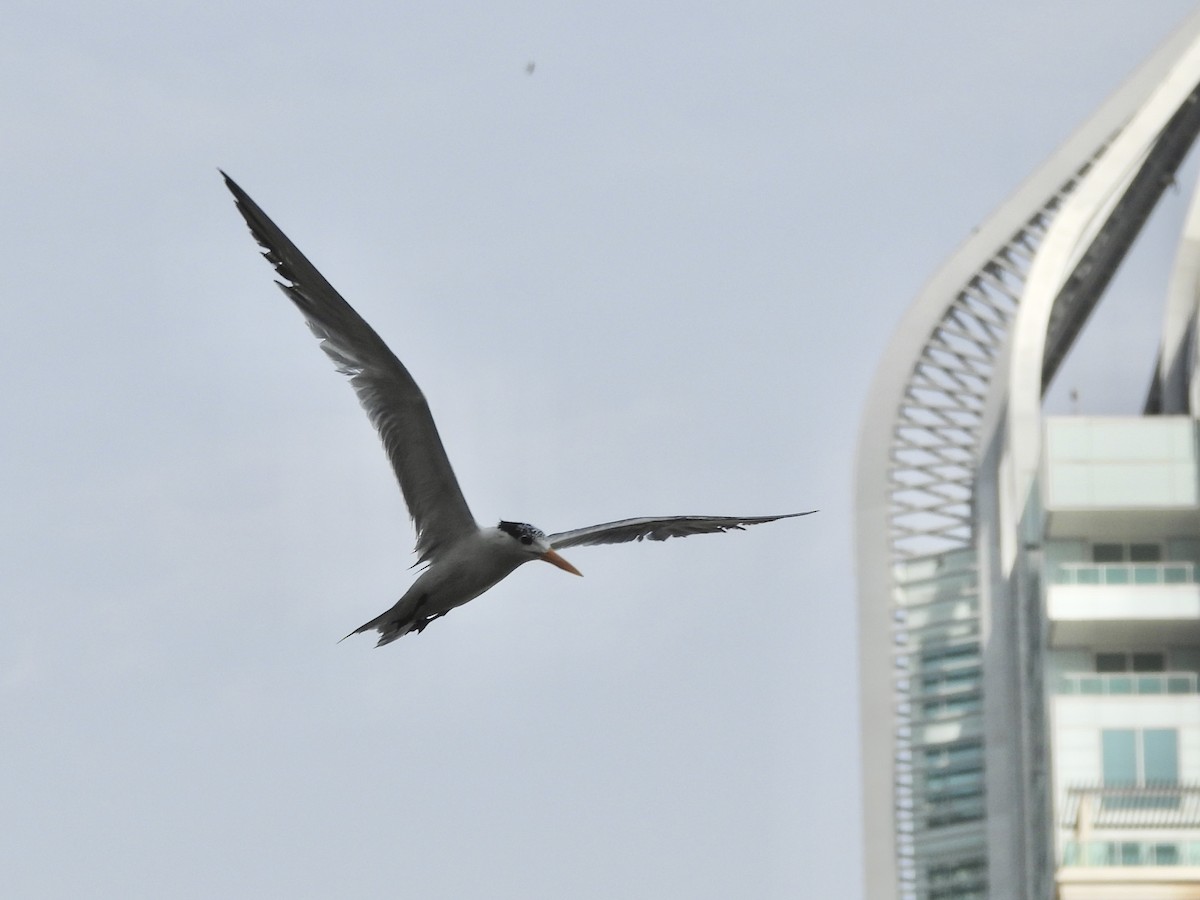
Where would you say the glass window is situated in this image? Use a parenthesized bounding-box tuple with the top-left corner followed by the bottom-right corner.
(1132, 652, 1165, 673)
(1169, 647, 1200, 671)
(1130, 543, 1162, 562)
(1143, 730, 1179, 785)
(1134, 566, 1160, 584)
(1108, 676, 1133, 695)
(923, 740, 983, 772)
(1103, 730, 1137, 786)
(1103, 729, 1180, 787)
(1105, 567, 1130, 585)
(1093, 543, 1124, 562)
(1154, 843, 1179, 865)
(1097, 653, 1127, 673)
(1164, 564, 1189, 584)
(1087, 842, 1114, 866)
(1138, 676, 1165, 694)
(1167, 676, 1193, 694)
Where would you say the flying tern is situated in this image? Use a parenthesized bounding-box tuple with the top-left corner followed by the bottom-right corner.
(222, 172, 814, 646)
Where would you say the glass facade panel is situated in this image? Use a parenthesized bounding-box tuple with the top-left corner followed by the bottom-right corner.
(920, 668, 980, 696)
(1043, 419, 1199, 508)
(1130, 543, 1162, 562)
(927, 859, 987, 899)
(1102, 730, 1137, 786)
(1108, 676, 1133, 694)
(1104, 566, 1130, 584)
(1167, 538, 1200, 563)
(1054, 671, 1198, 694)
(1170, 647, 1200, 670)
(1138, 675, 1164, 694)
(1156, 844, 1180, 865)
(1143, 729, 1179, 785)
(1063, 840, 1200, 867)
(891, 552, 987, 894)
(1132, 652, 1165, 672)
(1167, 676, 1193, 693)
(1047, 422, 1090, 458)
(1165, 564, 1190, 583)
(1053, 560, 1198, 583)
(1134, 566, 1159, 584)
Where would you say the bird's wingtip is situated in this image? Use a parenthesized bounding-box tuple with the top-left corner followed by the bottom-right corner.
(220, 170, 249, 201)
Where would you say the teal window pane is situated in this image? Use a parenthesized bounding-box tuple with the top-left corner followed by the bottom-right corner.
(1137, 676, 1164, 694)
(1080, 676, 1103, 695)
(1088, 842, 1114, 865)
(1077, 567, 1101, 584)
(1133, 566, 1158, 584)
(1105, 566, 1130, 584)
(1143, 729, 1179, 785)
(1109, 676, 1133, 695)
(1167, 676, 1192, 694)
(1164, 565, 1188, 584)
(1103, 730, 1137, 786)
(1154, 844, 1179, 865)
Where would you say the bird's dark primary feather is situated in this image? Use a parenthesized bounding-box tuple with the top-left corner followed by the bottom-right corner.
(547, 512, 815, 550)
(222, 172, 478, 564)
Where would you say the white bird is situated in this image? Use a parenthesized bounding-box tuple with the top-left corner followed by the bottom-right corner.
(222, 172, 814, 646)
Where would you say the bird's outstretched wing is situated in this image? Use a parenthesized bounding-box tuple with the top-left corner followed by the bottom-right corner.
(547, 512, 815, 549)
(223, 172, 477, 564)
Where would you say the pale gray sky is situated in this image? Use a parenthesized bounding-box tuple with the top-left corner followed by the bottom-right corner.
(3, 3, 1197, 897)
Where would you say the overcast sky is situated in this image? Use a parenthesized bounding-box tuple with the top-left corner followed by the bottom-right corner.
(4, 3, 1199, 898)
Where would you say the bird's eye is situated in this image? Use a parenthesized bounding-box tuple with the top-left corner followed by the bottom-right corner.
(520, 535, 533, 545)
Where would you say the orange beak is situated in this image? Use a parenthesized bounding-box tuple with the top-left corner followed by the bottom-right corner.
(541, 549, 582, 576)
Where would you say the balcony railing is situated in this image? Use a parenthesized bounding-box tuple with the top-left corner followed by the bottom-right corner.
(1062, 784, 1200, 829)
(1051, 561, 1200, 585)
(1062, 839, 1200, 867)
(1055, 671, 1199, 696)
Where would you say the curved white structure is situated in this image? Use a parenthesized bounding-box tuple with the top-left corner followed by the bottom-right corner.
(856, 12, 1200, 899)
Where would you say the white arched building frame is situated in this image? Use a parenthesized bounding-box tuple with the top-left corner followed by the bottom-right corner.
(856, 11, 1200, 899)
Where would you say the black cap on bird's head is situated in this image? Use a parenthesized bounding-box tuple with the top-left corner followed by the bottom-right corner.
(498, 520, 544, 545)
(498, 520, 582, 576)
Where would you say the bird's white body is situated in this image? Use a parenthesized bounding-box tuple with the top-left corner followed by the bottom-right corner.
(223, 172, 813, 647)
(353, 526, 536, 644)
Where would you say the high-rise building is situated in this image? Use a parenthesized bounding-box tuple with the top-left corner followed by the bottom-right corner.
(855, 12, 1200, 900)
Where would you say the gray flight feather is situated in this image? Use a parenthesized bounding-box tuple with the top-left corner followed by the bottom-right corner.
(547, 512, 815, 550)
(223, 172, 477, 565)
